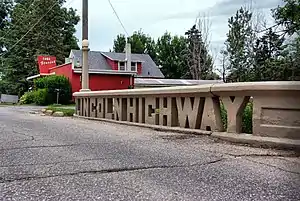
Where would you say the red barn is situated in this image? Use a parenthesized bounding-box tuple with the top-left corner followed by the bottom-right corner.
(27, 50, 165, 94)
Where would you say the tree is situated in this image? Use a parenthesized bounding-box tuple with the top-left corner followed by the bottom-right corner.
(1, 0, 79, 95)
(156, 32, 189, 79)
(224, 7, 253, 82)
(218, 48, 229, 83)
(272, 0, 300, 79)
(0, 0, 13, 77)
(185, 24, 214, 80)
(113, 34, 126, 52)
(252, 28, 285, 81)
(113, 30, 158, 63)
(273, 0, 300, 35)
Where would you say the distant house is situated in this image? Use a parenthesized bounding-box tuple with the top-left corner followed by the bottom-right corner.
(26, 50, 222, 94)
(27, 50, 165, 94)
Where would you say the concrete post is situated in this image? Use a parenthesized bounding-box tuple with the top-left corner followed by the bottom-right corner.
(81, 39, 90, 91)
(80, 0, 90, 92)
(125, 43, 131, 71)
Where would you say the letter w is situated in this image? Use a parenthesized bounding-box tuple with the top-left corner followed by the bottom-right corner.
(176, 97, 204, 129)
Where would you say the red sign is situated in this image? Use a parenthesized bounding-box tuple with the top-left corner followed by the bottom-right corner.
(37, 56, 57, 74)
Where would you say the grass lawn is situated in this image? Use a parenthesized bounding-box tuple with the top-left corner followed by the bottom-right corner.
(46, 106, 75, 116)
(0, 103, 16, 106)
(47, 104, 75, 108)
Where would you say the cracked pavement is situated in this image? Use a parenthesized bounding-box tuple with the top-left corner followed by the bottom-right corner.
(0, 106, 300, 200)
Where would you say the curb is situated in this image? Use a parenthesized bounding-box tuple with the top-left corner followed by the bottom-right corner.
(73, 114, 300, 151)
(73, 114, 212, 136)
(211, 132, 300, 151)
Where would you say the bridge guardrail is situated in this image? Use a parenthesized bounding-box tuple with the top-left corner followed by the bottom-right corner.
(74, 81, 300, 140)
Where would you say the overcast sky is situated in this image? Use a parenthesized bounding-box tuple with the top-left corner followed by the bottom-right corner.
(67, 0, 283, 56)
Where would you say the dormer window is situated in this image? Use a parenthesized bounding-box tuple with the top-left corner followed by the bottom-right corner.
(131, 62, 137, 72)
(74, 58, 81, 68)
(119, 62, 126, 71)
(118, 61, 137, 71)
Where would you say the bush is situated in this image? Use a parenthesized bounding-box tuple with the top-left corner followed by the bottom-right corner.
(46, 106, 75, 116)
(220, 101, 253, 134)
(34, 75, 72, 104)
(20, 91, 35, 104)
(242, 102, 253, 134)
(34, 88, 49, 106)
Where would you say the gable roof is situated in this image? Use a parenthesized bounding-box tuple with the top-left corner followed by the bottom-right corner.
(70, 50, 165, 78)
(71, 50, 111, 71)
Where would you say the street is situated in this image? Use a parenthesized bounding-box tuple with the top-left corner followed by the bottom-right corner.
(0, 106, 299, 201)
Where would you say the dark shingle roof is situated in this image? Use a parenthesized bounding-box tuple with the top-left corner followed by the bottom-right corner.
(70, 50, 165, 78)
(71, 50, 111, 70)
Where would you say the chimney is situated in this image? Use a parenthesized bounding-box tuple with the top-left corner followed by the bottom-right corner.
(125, 43, 131, 71)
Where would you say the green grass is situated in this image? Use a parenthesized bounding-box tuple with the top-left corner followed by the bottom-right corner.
(47, 104, 75, 108)
(0, 103, 16, 106)
(46, 106, 75, 116)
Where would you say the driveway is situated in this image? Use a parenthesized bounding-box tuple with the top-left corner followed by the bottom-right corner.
(0, 106, 299, 200)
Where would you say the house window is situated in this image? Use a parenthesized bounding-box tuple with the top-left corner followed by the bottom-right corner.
(119, 62, 126, 71)
(131, 62, 137, 72)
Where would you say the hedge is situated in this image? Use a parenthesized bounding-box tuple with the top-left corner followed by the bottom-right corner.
(34, 75, 72, 105)
(20, 75, 72, 106)
(33, 88, 49, 106)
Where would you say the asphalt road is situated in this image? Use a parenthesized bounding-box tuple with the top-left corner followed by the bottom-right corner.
(0, 106, 300, 201)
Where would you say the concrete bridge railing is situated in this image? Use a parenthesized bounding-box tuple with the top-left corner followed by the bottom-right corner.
(74, 81, 300, 140)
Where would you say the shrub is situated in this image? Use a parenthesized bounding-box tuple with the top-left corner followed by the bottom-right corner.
(220, 101, 253, 134)
(34, 75, 72, 104)
(19, 91, 35, 104)
(46, 106, 75, 116)
(34, 88, 49, 106)
(242, 102, 253, 134)
(220, 103, 227, 131)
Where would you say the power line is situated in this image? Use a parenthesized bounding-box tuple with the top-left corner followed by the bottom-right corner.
(0, 0, 39, 39)
(108, 0, 130, 38)
(1, 0, 76, 59)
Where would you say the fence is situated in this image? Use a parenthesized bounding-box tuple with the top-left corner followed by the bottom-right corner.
(0, 94, 19, 104)
(73, 81, 300, 140)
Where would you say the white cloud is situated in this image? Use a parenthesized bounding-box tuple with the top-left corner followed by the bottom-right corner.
(67, 0, 282, 54)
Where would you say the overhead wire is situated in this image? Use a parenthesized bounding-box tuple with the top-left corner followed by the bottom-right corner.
(1, 0, 77, 59)
(108, 0, 130, 38)
(0, 0, 39, 40)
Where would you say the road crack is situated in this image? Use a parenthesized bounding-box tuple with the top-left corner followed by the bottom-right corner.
(0, 143, 103, 151)
(0, 158, 225, 183)
(243, 158, 300, 175)
(12, 130, 35, 141)
(0, 158, 112, 168)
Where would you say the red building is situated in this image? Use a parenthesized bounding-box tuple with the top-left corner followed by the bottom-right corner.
(27, 50, 165, 94)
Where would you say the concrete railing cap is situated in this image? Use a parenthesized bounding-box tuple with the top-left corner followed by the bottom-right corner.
(73, 81, 300, 97)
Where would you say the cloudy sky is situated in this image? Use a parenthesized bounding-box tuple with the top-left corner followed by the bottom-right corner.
(67, 0, 283, 55)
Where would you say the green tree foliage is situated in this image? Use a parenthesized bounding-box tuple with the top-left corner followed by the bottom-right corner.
(223, 1, 300, 82)
(225, 7, 253, 82)
(272, 0, 300, 80)
(0, 0, 13, 53)
(113, 34, 126, 53)
(252, 29, 285, 81)
(1, 0, 79, 96)
(185, 25, 215, 80)
(273, 0, 300, 35)
(113, 30, 158, 63)
(156, 32, 189, 79)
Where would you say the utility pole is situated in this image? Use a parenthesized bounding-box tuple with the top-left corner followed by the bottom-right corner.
(80, 0, 90, 91)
